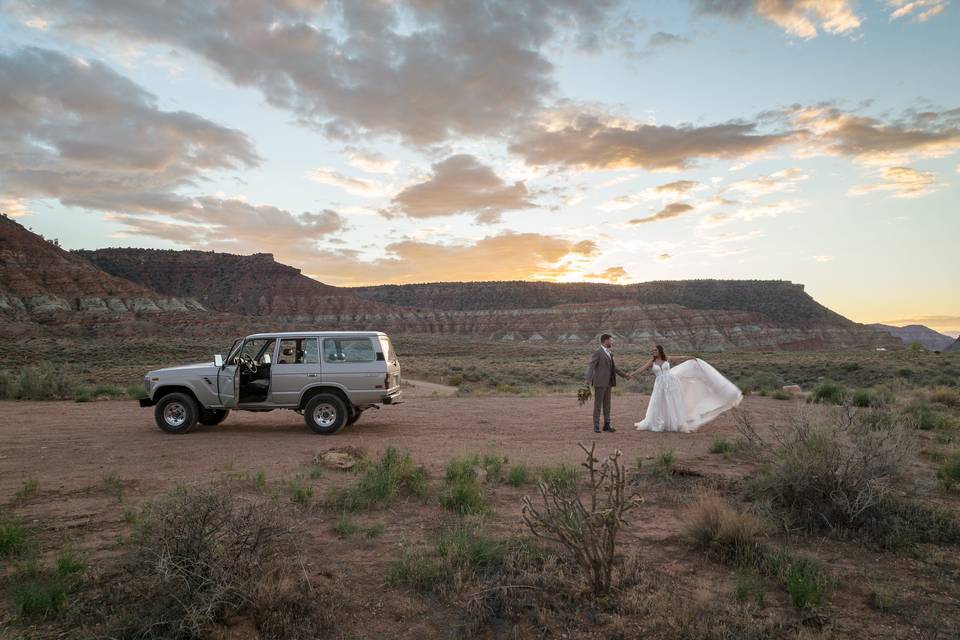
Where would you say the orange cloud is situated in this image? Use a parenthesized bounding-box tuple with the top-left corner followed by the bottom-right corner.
(629, 202, 696, 225)
(848, 166, 940, 198)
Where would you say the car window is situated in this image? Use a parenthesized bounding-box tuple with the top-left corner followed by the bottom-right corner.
(238, 338, 276, 363)
(378, 336, 397, 363)
(323, 338, 376, 363)
(278, 338, 320, 365)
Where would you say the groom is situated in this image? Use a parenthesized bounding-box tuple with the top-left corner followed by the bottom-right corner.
(584, 334, 631, 433)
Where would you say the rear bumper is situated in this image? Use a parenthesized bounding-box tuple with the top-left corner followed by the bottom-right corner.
(382, 389, 403, 405)
(139, 398, 155, 408)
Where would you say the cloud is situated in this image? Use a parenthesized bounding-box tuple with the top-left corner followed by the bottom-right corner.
(789, 105, 960, 165)
(15, 0, 627, 145)
(0, 198, 31, 218)
(511, 112, 790, 170)
(598, 179, 703, 211)
(724, 167, 808, 197)
(693, 0, 861, 38)
(848, 166, 939, 198)
(812, 254, 834, 262)
(629, 202, 696, 224)
(390, 155, 534, 223)
(583, 266, 630, 282)
(0, 46, 258, 213)
(345, 148, 399, 174)
(655, 179, 702, 196)
(886, 0, 949, 22)
(307, 168, 390, 197)
(657, 252, 672, 261)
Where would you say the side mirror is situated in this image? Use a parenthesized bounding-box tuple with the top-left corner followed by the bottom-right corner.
(261, 354, 271, 365)
(214, 354, 223, 367)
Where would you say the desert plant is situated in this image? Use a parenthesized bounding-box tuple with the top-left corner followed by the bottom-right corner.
(333, 447, 427, 510)
(55, 548, 87, 577)
(507, 464, 532, 487)
(15, 478, 39, 501)
(750, 405, 915, 534)
(652, 449, 676, 478)
(15, 362, 75, 400)
(682, 493, 766, 563)
(285, 478, 313, 507)
(927, 386, 960, 408)
(439, 476, 488, 515)
(851, 388, 879, 407)
(13, 574, 67, 617)
(812, 380, 846, 405)
(0, 510, 30, 558)
(939, 452, 960, 490)
(540, 464, 579, 492)
(709, 438, 734, 455)
(522, 444, 642, 595)
(333, 517, 385, 538)
(114, 485, 296, 639)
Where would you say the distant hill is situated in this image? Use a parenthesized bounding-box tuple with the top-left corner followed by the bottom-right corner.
(76, 248, 394, 317)
(869, 324, 956, 351)
(0, 214, 202, 316)
(948, 337, 960, 352)
(0, 220, 867, 349)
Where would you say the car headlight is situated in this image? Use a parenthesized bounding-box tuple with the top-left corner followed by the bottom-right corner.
(143, 377, 152, 394)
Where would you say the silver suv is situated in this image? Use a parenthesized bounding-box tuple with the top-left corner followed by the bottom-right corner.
(140, 331, 402, 434)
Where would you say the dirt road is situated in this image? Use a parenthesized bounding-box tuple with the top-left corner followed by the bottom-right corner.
(0, 391, 793, 498)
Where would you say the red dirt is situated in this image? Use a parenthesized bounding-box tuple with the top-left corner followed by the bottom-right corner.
(0, 393, 788, 497)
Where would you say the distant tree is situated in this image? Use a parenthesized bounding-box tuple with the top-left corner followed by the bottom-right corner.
(909, 341, 924, 353)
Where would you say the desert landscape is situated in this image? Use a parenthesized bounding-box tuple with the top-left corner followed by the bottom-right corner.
(2, 1, 959, 638)
(2, 215, 960, 639)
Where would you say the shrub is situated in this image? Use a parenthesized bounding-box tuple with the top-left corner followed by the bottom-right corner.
(0, 510, 29, 558)
(739, 371, 784, 393)
(0, 370, 16, 399)
(285, 478, 313, 507)
(507, 464, 532, 487)
(111, 485, 296, 639)
(126, 383, 148, 400)
(13, 575, 67, 617)
(15, 363, 74, 400)
(15, 479, 39, 501)
(709, 439, 734, 455)
(55, 548, 87, 577)
(653, 449, 675, 478)
(812, 380, 846, 405)
(682, 494, 766, 563)
(750, 406, 916, 536)
(770, 390, 791, 401)
(333, 448, 427, 510)
(447, 373, 464, 386)
(939, 452, 960, 490)
(540, 464, 579, 492)
(905, 400, 949, 430)
(522, 444, 642, 595)
(333, 517, 385, 538)
(439, 477, 488, 515)
(851, 389, 879, 408)
(928, 386, 960, 408)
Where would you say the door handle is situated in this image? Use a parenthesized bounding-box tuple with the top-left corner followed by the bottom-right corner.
(307, 373, 319, 378)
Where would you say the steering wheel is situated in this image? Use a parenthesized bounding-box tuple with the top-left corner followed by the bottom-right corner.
(234, 354, 257, 373)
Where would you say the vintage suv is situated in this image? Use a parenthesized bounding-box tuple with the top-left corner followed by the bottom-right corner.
(140, 331, 402, 435)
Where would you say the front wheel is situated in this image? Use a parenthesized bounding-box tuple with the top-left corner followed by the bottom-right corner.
(304, 394, 348, 435)
(199, 409, 230, 426)
(154, 392, 199, 434)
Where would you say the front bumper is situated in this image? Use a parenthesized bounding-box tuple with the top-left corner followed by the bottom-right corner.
(139, 398, 155, 408)
(382, 389, 403, 405)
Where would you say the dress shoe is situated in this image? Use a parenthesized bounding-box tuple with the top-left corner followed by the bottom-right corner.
(603, 424, 616, 433)
(593, 425, 600, 433)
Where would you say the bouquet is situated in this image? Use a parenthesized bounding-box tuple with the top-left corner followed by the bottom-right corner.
(577, 384, 592, 406)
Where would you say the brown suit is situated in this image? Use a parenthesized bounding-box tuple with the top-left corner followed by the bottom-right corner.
(585, 347, 629, 428)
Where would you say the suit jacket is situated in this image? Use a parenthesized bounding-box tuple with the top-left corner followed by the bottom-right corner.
(585, 347, 628, 388)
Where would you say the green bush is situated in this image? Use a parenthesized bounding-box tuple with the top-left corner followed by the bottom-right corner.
(939, 452, 960, 490)
(905, 400, 949, 430)
(540, 464, 579, 492)
(55, 548, 87, 577)
(439, 478, 488, 515)
(0, 511, 30, 558)
(13, 575, 67, 617)
(333, 518, 385, 538)
(285, 478, 313, 507)
(653, 449, 676, 478)
(709, 439, 734, 455)
(507, 464, 532, 487)
(334, 448, 427, 510)
(13, 363, 75, 400)
(811, 381, 846, 405)
(851, 389, 879, 408)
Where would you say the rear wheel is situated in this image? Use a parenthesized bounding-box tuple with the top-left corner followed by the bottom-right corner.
(304, 394, 348, 435)
(199, 409, 230, 426)
(154, 392, 199, 434)
(346, 408, 363, 426)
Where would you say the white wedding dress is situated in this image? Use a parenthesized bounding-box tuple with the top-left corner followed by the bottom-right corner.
(635, 359, 742, 433)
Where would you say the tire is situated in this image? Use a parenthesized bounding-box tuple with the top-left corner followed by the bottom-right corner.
(199, 409, 230, 426)
(346, 408, 363, 426)
(154, 392, 200, 434)
(304, 393, 348, 435)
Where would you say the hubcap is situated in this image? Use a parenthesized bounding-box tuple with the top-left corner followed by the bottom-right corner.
(312, 402, 338, 428)
(163, 402, 187, 427)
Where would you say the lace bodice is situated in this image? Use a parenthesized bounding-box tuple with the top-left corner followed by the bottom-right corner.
(652, 360, 671, 377)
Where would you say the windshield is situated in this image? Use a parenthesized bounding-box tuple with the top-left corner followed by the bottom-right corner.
(225, 338, 242, 363)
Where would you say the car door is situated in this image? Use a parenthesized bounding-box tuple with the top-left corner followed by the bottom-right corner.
(217, 339, 242, 408)
(271, 337, 322, 406)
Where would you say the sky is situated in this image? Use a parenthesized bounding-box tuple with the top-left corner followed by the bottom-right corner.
(0, 0, 958, 334)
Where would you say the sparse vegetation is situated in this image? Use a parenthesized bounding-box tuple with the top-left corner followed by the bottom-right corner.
(15, 478, 39, 501)
(333, 447, 428, 510)
(285, 477, 314, 507)
(939, 452, 960, 490)
(0, 510, 30, 558)
(709, 438, 734, 455)
(812, 380, 847, 404)
(539, 463, 579, 492)
(506, 463, 532, 487)
(652, 449, 676, 478)
(333, 517, 385, 538)
(522, 444, 641, 595)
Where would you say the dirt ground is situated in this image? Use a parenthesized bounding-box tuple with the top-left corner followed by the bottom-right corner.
(2, 389, 957, 639)
(0, 387, 781, 498)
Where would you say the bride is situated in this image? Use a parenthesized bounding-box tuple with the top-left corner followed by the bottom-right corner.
(632, 345, 742, 433)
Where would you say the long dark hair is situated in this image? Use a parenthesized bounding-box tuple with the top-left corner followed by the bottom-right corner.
(654, 345, 667, 362)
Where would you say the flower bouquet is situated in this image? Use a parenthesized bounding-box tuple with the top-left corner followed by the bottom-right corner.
(577, 384, 592, 406)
